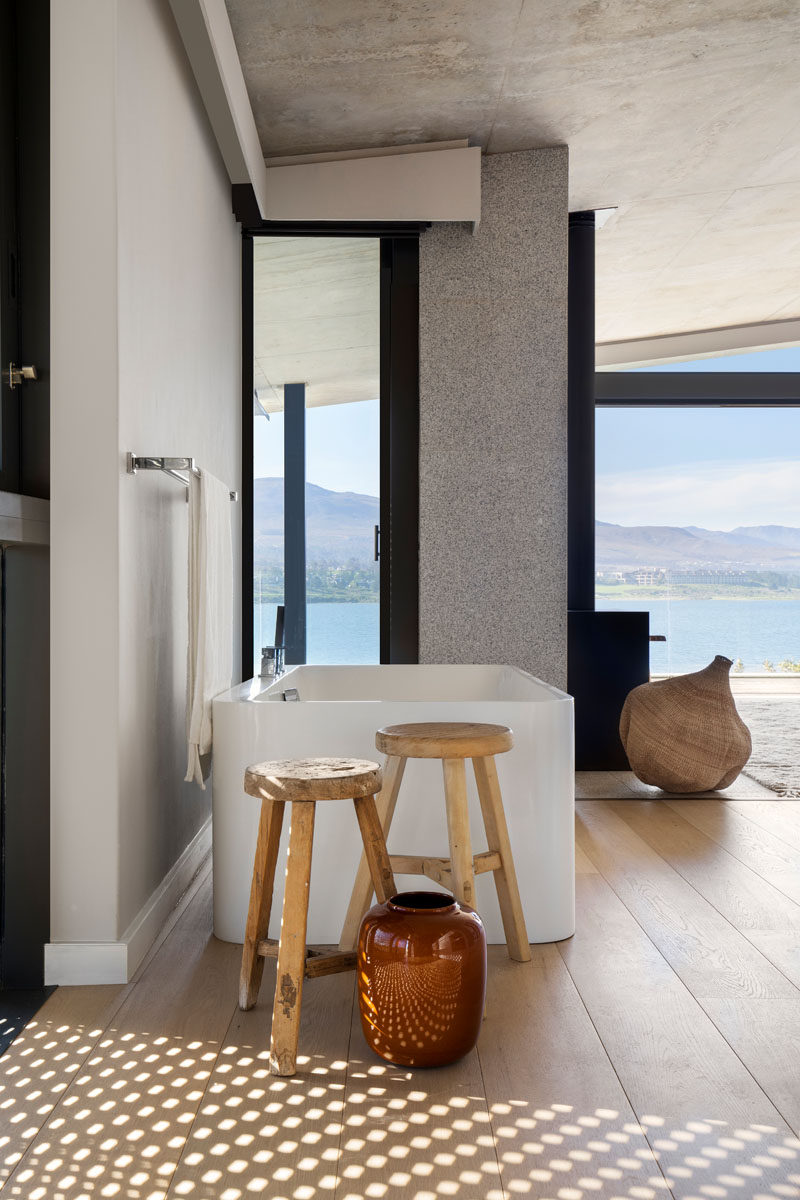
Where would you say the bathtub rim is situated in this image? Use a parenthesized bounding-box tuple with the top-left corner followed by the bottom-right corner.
(214, 663, 573, 708)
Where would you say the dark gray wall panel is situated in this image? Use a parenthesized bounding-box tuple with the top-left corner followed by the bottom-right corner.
(2, 544, 49, 986)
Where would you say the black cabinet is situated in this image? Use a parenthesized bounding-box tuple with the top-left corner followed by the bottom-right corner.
(568, 610, 650, 770)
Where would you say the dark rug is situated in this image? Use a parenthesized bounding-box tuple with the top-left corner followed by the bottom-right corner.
(736, 697, 800, 797)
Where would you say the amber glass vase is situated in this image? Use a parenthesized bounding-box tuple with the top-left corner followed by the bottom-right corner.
(357, 891, 487, 1067)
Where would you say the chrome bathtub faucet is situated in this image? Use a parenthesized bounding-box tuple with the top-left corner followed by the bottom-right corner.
(260, 645, 285, 680)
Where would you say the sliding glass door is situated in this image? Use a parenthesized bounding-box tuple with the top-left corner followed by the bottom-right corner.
(251, 236, 380, 671)
(243, 229, 419, 677)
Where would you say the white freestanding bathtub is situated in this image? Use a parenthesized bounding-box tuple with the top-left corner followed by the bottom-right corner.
(212, 664, 574, 945)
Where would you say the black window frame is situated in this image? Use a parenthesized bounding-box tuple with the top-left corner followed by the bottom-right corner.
(596, 371, 800, 406)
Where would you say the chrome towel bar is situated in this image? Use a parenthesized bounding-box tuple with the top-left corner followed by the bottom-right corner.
(127, 453, 238, 501)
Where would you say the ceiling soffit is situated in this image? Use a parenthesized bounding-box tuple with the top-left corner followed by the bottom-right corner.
(226, 1, 800, 341)
(253, 236, 379, 412)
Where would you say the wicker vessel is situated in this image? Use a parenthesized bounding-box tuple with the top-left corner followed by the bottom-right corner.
(619, 655, 752, 793)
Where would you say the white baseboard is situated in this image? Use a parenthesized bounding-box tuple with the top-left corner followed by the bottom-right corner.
(45, 817, 212, 986)
(44, 940, 129, 986)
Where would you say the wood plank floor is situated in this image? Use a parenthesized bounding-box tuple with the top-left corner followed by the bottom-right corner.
(2, 779, 800, 1199)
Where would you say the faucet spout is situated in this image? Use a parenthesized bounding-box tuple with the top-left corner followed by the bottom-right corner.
(260, 644, 286, 681)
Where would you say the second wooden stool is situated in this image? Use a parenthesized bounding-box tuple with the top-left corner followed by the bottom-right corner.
(340, 722, 531, 962)
(239, 756, 395, 1076)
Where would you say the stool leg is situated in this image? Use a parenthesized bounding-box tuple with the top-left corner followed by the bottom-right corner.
(473, 755, 531, 963)
(442, 758, 476, 909)
(270, 801, 315, 1076)
(353, 792, 397, 903)
(339, 756, 406, 950)
(239, 797, 285, 1010)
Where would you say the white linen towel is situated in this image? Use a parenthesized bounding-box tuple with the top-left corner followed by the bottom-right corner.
(185, 470, 233, 788)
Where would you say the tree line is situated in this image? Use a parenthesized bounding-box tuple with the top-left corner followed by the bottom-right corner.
(254, 560, 379, 603)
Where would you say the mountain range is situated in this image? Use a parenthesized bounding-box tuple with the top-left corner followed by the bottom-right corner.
(597, 521, 800, 571)
(255, 477, 378, 564)
(254, 478, 800, 573)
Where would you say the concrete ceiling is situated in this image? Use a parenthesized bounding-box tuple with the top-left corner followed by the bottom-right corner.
(226, 0, 800, 346)
(253, 237, 378, 411)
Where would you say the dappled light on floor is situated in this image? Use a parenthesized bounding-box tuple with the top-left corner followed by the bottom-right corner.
(1, 1026, 218, 1198)
(0, 1014, 799, 1198)
(489, 1105, 800, 1200)
(0, 1008, 115, 1185)
(3, 841, 800, 1200)
(168, 1038, 349, 1198)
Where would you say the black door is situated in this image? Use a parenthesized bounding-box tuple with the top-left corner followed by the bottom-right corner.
(0, 0, 21, 492)
(0, 0, 51, 1000)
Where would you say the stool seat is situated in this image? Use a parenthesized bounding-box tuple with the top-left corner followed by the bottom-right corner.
(376, 721, 513, 760)
(244, 757, 383, 803)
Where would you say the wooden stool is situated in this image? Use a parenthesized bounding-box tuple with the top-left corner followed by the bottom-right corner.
(239, 756, 396, 1076)
(340, 723, 531, 963)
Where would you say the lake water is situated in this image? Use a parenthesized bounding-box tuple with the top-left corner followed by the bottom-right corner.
(254, 602, 379, 672)
(254, 597, 800, 676)
(596, 596, 800, 674)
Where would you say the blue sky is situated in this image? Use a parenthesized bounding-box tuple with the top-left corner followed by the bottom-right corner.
(597, 345, 800, 529)
(254, 397, 380, 495)
(596, 407, 800, 473)
(254, 346, 800, 528)
(634, 346, 800, 372)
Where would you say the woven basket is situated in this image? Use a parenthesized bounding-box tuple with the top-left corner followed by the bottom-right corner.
(619, 655, 752, 793)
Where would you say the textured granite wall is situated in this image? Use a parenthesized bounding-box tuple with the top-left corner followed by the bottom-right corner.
(419, 146, 569, 688)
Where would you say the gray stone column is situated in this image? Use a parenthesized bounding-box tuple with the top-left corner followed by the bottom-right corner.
(418, 146, 569, 688)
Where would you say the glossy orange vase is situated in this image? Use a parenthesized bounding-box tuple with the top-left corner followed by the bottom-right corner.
(357, 891, 487, 1067)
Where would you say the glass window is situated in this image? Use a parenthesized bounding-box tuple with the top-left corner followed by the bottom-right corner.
(596, 406, 800, 676)
(305, 398, 379, 664)
(252, 236, 380, 674)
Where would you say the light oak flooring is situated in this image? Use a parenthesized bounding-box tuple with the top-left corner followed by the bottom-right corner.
(2, 781, 800, 1199)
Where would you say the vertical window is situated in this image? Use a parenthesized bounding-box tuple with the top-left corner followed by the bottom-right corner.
(252, 237, 380, 672)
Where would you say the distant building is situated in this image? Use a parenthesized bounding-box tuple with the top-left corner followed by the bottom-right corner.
(597, 567, 759, 587)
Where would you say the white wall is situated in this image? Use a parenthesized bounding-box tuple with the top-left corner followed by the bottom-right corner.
(50, 0, 241, 976)
(116, 0, 241, 935)
(51, 0, 121, 945)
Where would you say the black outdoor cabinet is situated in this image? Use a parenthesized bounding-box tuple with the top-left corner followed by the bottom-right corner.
(568, 610, 650, 770)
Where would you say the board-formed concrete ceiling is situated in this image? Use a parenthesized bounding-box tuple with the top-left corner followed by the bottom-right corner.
(225, 0, 800, 347)
(253, 237, 378, 411)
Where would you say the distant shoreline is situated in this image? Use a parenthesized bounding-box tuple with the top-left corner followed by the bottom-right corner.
(596, 587, 800, 602)
(254, 593, 378, 604)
